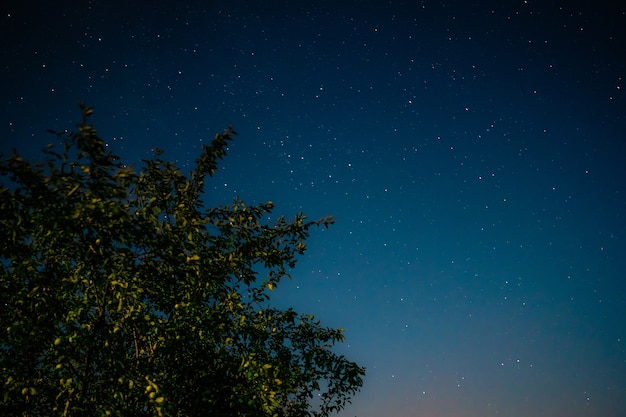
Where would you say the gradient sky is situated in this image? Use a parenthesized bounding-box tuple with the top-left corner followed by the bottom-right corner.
(2, 1, 626, 416)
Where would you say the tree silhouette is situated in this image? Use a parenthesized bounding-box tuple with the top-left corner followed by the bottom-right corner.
(0, 105, 364, 416)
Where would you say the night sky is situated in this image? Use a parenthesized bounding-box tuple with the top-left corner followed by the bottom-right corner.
(2, 1, 626, 416)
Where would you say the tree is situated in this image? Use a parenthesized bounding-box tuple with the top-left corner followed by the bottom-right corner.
(0, 105, 365, 417)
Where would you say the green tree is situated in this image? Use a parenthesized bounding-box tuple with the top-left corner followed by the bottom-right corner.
(0, 105, 365, 417)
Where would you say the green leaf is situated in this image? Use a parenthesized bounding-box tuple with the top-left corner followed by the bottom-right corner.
(0, 105, 365, 417)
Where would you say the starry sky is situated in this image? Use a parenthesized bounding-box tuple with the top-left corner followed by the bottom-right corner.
(2, 1, 626, 416)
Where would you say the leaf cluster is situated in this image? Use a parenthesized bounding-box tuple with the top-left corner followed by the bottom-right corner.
(0, 105, 364, 416)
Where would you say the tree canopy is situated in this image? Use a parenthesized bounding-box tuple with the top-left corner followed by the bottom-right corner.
(0, 105, 365, 416)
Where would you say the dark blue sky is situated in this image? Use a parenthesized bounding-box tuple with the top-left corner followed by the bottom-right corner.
(2, 1, 626, 416)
